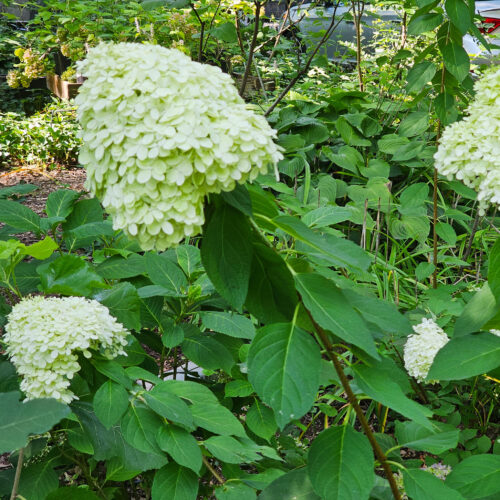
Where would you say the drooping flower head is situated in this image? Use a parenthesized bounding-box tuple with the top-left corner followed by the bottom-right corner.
(403, 318, 449, 383)
(434, 67, 500, 214)
(75, 42, 283, 250)
(4, 296, 129, 403)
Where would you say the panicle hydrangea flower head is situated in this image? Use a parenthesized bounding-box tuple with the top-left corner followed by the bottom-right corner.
(403, 318, 449, 384)
(434, 66, 500, 215)
(75, 42, 283, 251)
(4, 296, 129, 403)
(490, 329, 500, 337)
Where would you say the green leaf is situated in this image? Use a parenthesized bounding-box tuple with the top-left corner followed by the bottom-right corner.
(302, 206, 351, 228)
(436, 222, 457, 245)
(403, 469, 464, 500)
(0, 200, 40, 232)
(152, 464, 198, 500)
(91, 359, 132, 389)
(245, 242, 298, 324)
(270, 216, 371, 272)
(18, 460, 59, 500)
(353, 364, 433, 429)
(445, 455, 500, 498)
(328, 145, 363, 174)
(211, 21, 238, 42)
(246, 400, 277, 441)
(341, 288, 412, 337)
(0, 183, 37, 199)
(46, 487, 101, 499)
(455, 284, 498, 336)
(445, 0, 471, 34)
(407, 62, 437, 93)
(181, 325, 235, 373)
(200, 311, 256, 340)
(121, 405, 163, 454)
(408, 12, 443, 35)
(144, 384, 194, 430)
(248, 321, 321, 429)
(220, 184, 253, 217)
(94, 282, 141, 331)
(428, 333, 500, 380)
(308, 426, 375, 500)
(37, 254, 106, 296)
(62, 197, 103, 231)
(258, 468, 320, 500)
(201, 203, 253, 309)
(296, 273, 378, 358)
(216, 482, 257, 500)
(93, 381, 129, 429)
(45, 189, 80, 219)
(398, 112, 429, 137)
(416, 262, 435, 281)
(190, 402, 247, 437)
(335, 116, 371, 146)
(157, 424, 202, 473)
(395, 421, 459, 454)
(0, 393, 69, 453)
(488, 239, 500, 302)
(435, 92, 458, 126)
(146, 253, 187, 295)
(96, 254, 146, 279)
(441, 42, 470, 82)
(225, 380, 254, 397)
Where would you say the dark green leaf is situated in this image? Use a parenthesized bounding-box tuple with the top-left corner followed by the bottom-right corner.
(296, 273, 378, 358)
(200, 311, 256, 340)
(258, 468, 320, 500)
(407, 62, 437, 93)
(395, 421, 459, 454)
(144, 384, 194, 430)
(152, 463, 198, 500)
(157, 424, 202, 473)
(248, 322, 321, 429)
(95, 282, 141, 331)
(93, 381, 129, 429)
(146, 253, 187, 295)
(428, 333, 500, 380)
(18, 460, 59, 500)
(121, 405, 163, 454)
(403, 469, 464, 500)
(445, 0, 471, 34)
(45, 189, 80, 219)
(308, 426, 374, 499)
(441, 42, 470, 82)
(96, 254, 146, 279)
(0, 200, 40, 232)
(37, 254, 106, 296)
(488, 239, 500, 302)
(0, 393, 69, 453)
(246, 400, 277, 441)
(408, 13, 443, 35)
(201, 203, 253, 309)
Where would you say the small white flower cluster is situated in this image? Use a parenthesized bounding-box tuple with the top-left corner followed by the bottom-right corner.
(403, 318, 449, 383)
(490, 329, 500, 337)
(75, 42, 283, 250)
(422, 462, 452, 480)
(434, 67, 500, 214)
(4, 296, 129, 403)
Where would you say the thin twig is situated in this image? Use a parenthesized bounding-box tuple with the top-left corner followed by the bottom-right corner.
(202, 456, 224, 484)
(240, 0, 262, 96)
(307, 318, 402, 500)
(10, 448, 24, 500)
(264, 3, 341, 116)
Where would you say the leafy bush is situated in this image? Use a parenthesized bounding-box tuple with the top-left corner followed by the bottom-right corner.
(0, 102, 81, 167)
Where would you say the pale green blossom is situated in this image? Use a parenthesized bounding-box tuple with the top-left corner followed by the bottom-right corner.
(403, 318, 449, 383)
(434, 67, 500, 214)
(75, 42, 282, 250)
(4, 296, 129, 403)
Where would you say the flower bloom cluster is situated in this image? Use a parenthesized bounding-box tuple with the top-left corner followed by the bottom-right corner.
(4, 296, 129, 403)
(490, 329, 500, 337)
(403, 318, 449, 383)
(434, 67, 500, 214)
(75, 42, 282, 250)
(422, 463, 452, 480)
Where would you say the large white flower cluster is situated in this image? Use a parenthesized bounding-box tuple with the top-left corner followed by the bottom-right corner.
(75, 42, 282, 250)
(4, 296, 129, 403)
(403, 318, 449, 383)
(434, 67, 500, 214)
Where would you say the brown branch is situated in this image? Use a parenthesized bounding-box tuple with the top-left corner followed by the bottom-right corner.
(306, 314, 402, 500)
(239, 0, 262, 97)
(10, 448, 24, 500)
(264, 4, 341, 116)
(202, 456, 224, 484)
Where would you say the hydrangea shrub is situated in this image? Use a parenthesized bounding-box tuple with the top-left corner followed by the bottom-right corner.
(434, 66, 500, 214)
(75, 42, 282, 250)
(4, 296, 129, 403)
(403, 318, 449, 383)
